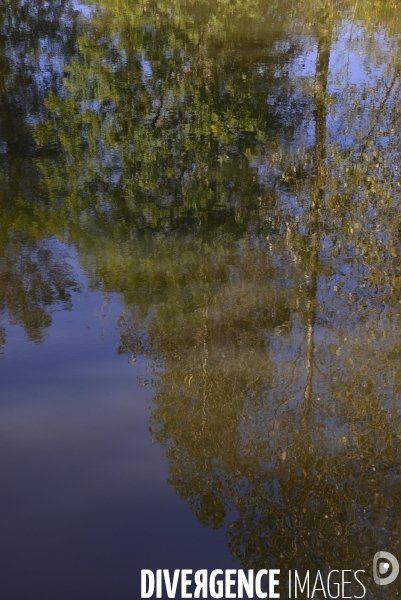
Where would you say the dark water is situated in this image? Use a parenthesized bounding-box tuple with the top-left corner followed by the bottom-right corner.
(1, 0, 401, 598)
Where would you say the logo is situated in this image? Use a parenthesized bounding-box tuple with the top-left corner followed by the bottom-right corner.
(373, 551, 399, 586)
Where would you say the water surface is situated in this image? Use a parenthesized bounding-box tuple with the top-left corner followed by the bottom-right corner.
(1, 0, 401, 597)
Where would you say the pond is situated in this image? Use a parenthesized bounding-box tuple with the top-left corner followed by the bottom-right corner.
(1, 0, 401, 598)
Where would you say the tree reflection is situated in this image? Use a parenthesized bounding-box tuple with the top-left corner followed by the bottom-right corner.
(114, 6, 401, 597)
(0, 237, 78, 346)
(0, 0, 80, 348)
(2, 0, 401, 593)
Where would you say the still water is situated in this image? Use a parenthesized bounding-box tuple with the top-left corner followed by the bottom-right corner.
(1, 0, 401, 598)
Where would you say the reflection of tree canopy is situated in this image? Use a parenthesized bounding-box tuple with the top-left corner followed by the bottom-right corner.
(2, 0, 401, 593)
(34, 0, 306, 236)
(117, 228, 401, 596)
(0, 0, 80, 347)
(0, 236, 78, 344)
(96, 5, 401, 596)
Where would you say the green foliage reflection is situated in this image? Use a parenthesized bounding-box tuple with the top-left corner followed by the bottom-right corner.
(2, 0, 401, 593)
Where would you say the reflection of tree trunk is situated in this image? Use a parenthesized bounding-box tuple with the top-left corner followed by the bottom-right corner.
(313, 34, 331, 182)
(303, 32, 331, 411)
(304, 274, 317, 408)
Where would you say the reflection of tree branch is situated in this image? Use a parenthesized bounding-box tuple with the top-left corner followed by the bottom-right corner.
(150, 64, 173, 128)
(348, 0, 360, 44)
(302, 31, 331, 415)
(357, 68, 400, 153)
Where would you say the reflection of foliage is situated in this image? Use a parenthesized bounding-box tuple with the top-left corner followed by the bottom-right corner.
(0, 323, 5, 357)
(0, 0, 81, 347)
(0, 236, 78, 344)
(117, 234, 401, 596)
(2, 0, 401, 591)
(0, 0, 77, 155)
(117, 238, 294, 526)
(34, 0, 301, 236)
(96, 5, 401, 593)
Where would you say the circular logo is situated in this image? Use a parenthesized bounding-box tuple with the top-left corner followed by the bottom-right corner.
(373, 551, 399, 586)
